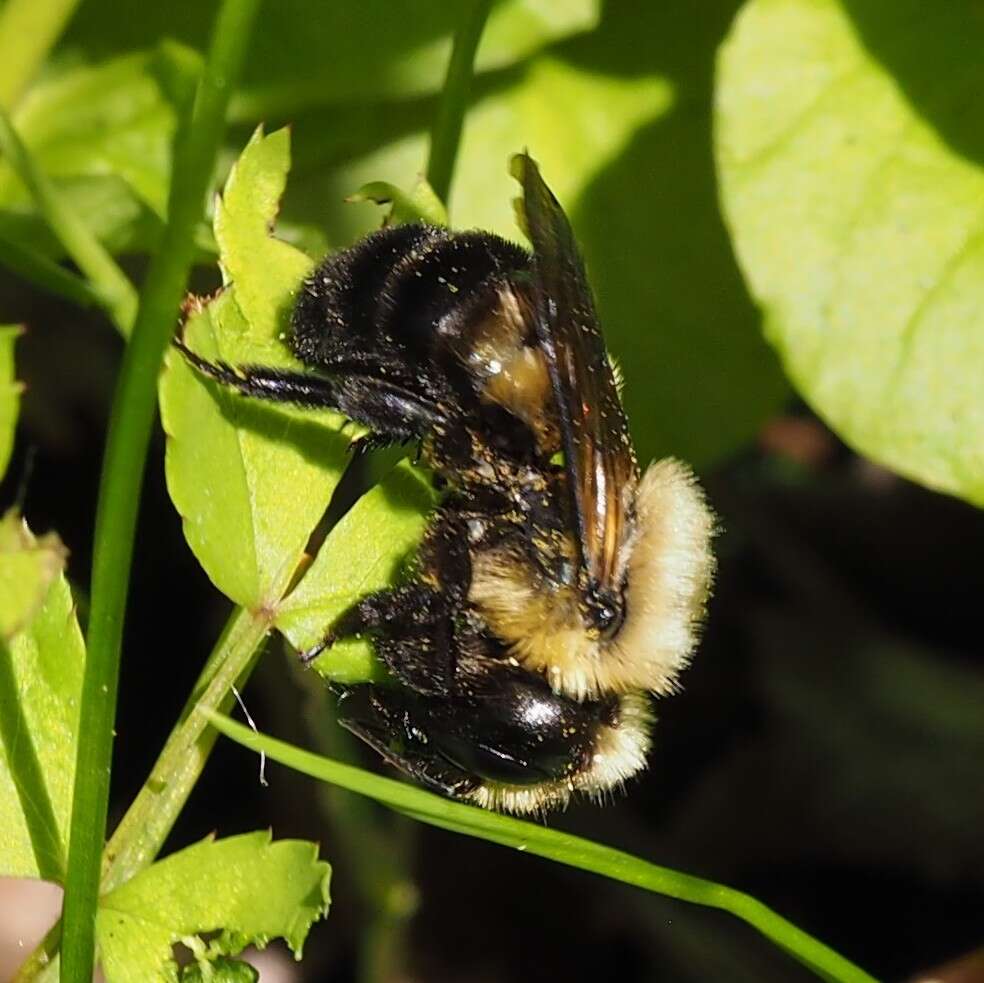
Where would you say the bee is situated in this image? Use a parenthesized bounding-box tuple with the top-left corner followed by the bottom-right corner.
(176, 153, 715, 813)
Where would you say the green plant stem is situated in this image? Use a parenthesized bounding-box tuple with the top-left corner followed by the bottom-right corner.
(0, 109, 137, 334)
(59, 1, 261, 980)
(209, 715, 881, 983)
(100, 605, 270, 891)
(0, 0, 81, 110)
(15, 604, 271, 983)
(425, 0, 493, 208)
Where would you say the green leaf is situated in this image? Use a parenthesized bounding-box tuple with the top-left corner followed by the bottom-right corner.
(0, 42, 200, 271)
(0, 513, 83, 881)
(347, 177, 448, 227)
(1, 43, 199, 217)
(0, 324, 21, 480)
(160, 128, 350, 608)
(180, 957, 258, 983)
(207, 712, 880, 983)
(276, 462, 437, 682)
(0, 511, 67, 644)
(286, 3, 789, 468)
(215, 126, 313, 332)
(716, 0, 984, 505)
(95, 831, 331, 983)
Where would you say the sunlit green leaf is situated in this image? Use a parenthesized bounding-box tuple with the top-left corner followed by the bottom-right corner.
(215, 126, 312, 333)
(717, 0, 984, 504)
(160, 128, 349, 608)
(276, 462, 437, 682)
(0, 514, 82, 881)
(96, 831, 330, 983)
(0, 325, 20, 480)
(0, 511, 66, 642)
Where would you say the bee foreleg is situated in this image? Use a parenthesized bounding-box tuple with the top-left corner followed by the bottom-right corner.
(174, 336, 447, 445)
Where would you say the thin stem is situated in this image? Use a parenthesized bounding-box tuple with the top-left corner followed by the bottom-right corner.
(0, 0, 81, 111)
(58, 1, 262, 979)
(101, 605, 270, 891)
(15, 604, 271, 983)
(11, 922, 60, 983)
(425, 0, 493, 208)
(0, 109, 137, 334)
(209, 716, 882, 983)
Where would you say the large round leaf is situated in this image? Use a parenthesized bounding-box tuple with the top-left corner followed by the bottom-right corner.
(717, 0, 984, 505)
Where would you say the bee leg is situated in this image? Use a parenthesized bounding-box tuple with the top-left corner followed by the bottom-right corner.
(302, 509, 472, 688)
(174, 337, 447, 445)
(306, 587, 456, 694)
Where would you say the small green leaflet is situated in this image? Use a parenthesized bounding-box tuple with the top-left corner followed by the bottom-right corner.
(347, 176, 448, 227)
(96, 831, 330, 983)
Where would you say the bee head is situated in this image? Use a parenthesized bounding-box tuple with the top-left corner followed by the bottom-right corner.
(584, 582, 625, 640)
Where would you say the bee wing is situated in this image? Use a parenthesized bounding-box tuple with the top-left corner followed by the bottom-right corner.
(511, 153, 638, 596)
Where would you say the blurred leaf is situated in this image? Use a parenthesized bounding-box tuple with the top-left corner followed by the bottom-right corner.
(717, 0, 984, 505)
(0, 174, 160, 259)
(0, 514, 82, 881)
(305, 56, 666, 248)
(0, 233, 107, 309)
(0, 325, 20, 480)
(2, 43, 199, 215)
(276, 462, 437, 682)
(61, 0, 598, 117)
(287, 2, 789, 467)
(760, 630, 984, 882)
(160, 128, 349, 608)
(0, 42, 199, 268)
(96, 831, 331, 983)
(661, 611, 984, 886)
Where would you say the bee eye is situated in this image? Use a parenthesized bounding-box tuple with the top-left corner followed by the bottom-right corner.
(586, 587, 624, 638)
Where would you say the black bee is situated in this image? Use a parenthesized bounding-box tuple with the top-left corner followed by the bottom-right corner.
(176, 154, 715, 813)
